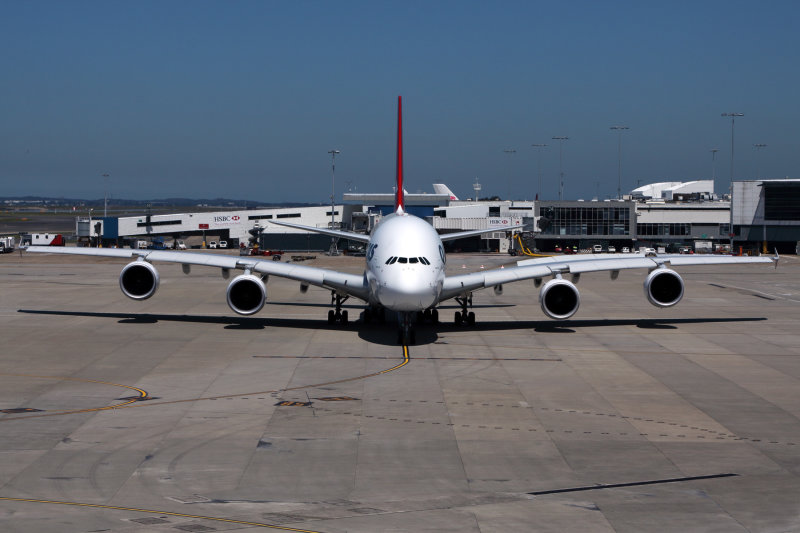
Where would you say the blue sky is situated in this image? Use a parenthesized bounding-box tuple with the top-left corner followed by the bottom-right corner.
(1, 1, 798, 202)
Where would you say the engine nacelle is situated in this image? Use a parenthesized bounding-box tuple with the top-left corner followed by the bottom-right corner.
(119, 261, 159, 300)
(539, 278, 580, 320)
(226, 274, 267, 315)
(644, 268, 684, 308)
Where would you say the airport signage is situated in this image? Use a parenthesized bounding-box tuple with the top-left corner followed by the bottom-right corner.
(488, 217, 513, 228)
(198, 224, 209, 229)
(211, 215, 241, 226)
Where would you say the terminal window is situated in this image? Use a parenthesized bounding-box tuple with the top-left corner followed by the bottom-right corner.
(764, 184, 800, 221)
(540, 206, 631, 236)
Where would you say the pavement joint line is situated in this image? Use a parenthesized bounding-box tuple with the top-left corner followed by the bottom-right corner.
(0, 345, 410, 422)
(0, 496, 325, 532)
(528, 473, 739, 496)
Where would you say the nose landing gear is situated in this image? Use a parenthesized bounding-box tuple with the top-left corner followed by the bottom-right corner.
(397, 312, 416, 345)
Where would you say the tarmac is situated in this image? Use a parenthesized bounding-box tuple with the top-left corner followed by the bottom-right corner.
(1, 250, 799, 532)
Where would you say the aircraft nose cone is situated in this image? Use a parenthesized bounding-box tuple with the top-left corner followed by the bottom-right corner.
(378, 274, 437, 311)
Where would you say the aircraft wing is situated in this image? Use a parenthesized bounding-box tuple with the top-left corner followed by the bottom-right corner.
(25, 246, 370, 300)
(439, 253, 775, 301)
(268, 220, 371, 243)
(439, 225, 524, 242)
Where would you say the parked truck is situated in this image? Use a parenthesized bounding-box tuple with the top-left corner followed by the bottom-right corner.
(0, 236, 16, 253)
(28, 233, 65, 246)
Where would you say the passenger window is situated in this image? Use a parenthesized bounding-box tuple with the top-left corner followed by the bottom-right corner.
(409, 257, 418, 264)
(398, 257, 408, 263)
(385, 257, 394, 264)
(420, 257, 430, 265)
(390, 257, 398, 264)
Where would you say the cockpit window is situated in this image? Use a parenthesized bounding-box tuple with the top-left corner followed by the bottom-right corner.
(386, 256, 431, 265)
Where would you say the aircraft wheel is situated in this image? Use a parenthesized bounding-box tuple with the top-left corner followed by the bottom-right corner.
(467, 311, 476, 327)
(328, 310, 335, 324)
(341, 310, 348, 324)
(454, 311, 462, 325)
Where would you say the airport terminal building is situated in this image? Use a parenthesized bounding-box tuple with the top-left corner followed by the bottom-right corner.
(76, 179, 800, 254)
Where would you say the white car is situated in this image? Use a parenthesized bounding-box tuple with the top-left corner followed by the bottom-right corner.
(644, 247, 656, 256)
(621, 247, 630, 253)
(219, 241, 228, 249)
(608, 246, 616, 253)
(176, 240, 186, 250)
(208, 241, 218, 249)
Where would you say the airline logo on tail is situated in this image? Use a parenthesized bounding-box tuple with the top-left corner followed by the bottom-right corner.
(432, 184, 459, 201)
(395, 95, 405, 214)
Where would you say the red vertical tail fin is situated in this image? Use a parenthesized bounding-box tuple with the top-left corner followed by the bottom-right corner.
(395, 95, 405, 214)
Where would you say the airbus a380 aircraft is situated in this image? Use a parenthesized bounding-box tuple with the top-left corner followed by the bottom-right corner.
(27, 96, 776, 344)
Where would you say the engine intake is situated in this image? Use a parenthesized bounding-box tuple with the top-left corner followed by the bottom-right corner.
(227, 274, 267, 315)
(644, 268, 684, 307)
(539, 278, 580, 320)
(119, 261, 159, 300)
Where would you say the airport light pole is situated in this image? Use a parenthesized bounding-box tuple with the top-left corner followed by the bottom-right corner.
(710, 149, 719, 183)
(552, 136, 569, 201)
(721, 113, 743, 254)
(753, 143, 767, 179)
(610, 126, 629, 199)
(721, 113, 744, 194)
(503, 149, 516, 200)
(328, 150, 340, 256)
(102, 173, 110, 217)
(531, 144, 548, 200)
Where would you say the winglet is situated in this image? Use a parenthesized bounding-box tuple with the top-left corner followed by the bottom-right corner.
(395, 95, 405, 215)
(772, 248, 780, 269)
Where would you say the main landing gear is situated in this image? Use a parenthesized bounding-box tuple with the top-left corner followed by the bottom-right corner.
(454, 294, 476, 326)
(328, 291, 349, 324)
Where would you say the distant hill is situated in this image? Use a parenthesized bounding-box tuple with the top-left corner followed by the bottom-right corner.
(1, 196, 324, 209)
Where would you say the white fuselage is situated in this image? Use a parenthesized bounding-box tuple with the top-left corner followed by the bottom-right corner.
(364, 213, 445, 312)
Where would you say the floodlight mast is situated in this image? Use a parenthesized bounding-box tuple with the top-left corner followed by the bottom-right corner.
(721, 112, 744, 254)
(552, 136, 569, 201)
(503, 148, 516, 200)
(328, 149, 341, 256)
(610, 126, 629, 199)
(753, 143, 767, 179)
(102, 173, 110, 217)
(721, 113, 744, 192)
(531, 144, 548, 200)
(710, 149, 719, 182)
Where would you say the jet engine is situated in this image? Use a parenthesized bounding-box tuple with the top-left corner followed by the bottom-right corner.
(539, 278, 580, 320)
(644, 268, 684, 308)
(226, 273, 267, 315)
(119, 261, 159, 300)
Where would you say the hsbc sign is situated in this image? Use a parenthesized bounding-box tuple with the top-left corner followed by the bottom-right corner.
(488, 217, 513, 228)
(212, 215, 241, 225)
